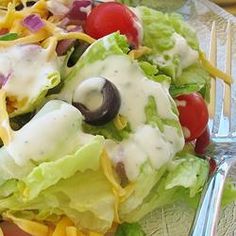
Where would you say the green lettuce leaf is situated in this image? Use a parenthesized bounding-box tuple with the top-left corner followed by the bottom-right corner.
(119, 162, 167, 221)
(21, 135, 104, 200)
(115, 222, 146, 236)
(53, 33, 133, 141)
(5, 100, 86, 173)
(63, 33, 129, 86)
(165, 154, 209, 197)
(121, 153, 208, 222)
(145, 96, 182, 135)
(82, 120, 131, 141)
(169, 63, 211, 102)
(0, 119, 115, 232)
(0, 169, 115, 233)
(139, 61, 171, 84)
(138, 6, 198, 53)
(137, 6, 199, 80)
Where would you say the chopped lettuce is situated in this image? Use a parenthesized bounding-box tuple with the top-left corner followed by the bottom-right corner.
(145, 96, 182, 135)
(139, 61, 171, 85)
(145, 96, 164, 132)
(121, 153, 208, 222)
(0, 169, 115, 233)
(138, 6, 198, 53)
(82, 120, 131, 141)
(137, 6, 200, 81)
(115, 222, 146, 236)
(21, 135, 104, 200)
(170, 63, 211, 102)
(165, 154, 209, 197)
(64, 33, 130, 86)
(119, 162, 167, 220)
(0, 101, 118, 233)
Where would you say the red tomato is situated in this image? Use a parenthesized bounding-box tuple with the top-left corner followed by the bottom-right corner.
(0, 222, 31, 236)
(209, 158, 217, 175)
(175, 93, 209, 142)
(194, 127, 210, 155)
(85, 2, 141, 47)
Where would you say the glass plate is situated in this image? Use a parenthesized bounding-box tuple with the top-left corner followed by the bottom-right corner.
(138, 0, 236, 235)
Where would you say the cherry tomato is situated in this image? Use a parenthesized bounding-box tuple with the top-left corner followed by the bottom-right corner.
(209, 158, 217, 175)
(85, 2, 141, 47)
(0, 221, 31, 236)
(175, 93, 209, 142)
(194, 127, 210, 155)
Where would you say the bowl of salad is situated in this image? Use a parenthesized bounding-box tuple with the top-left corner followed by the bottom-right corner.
(0, 0, 235, 235)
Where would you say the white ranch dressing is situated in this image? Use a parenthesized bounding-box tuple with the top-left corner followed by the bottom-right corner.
(167, 33, 199, 69)
(73, 77, 105, 110)
(150, 33, 199, 76)
(70, 55, 184, 180)
(0, 45, 58, 102)
(72, 55, 177, 130)
(6, 100, 93, 166)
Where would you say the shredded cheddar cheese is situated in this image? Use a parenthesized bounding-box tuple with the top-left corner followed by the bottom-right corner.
(55, 32, 96, 44)
(128, 46, 152, 59)
(52, 217, 74, 236)
(200, 51, 232, 85)
(113, 114, 128, 130)
(3, 213, 49, 236)
(101, 150, 126, 198)
(66, 226, 79, 236)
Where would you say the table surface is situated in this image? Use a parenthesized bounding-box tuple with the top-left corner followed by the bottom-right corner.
(212, 0, 236, 15)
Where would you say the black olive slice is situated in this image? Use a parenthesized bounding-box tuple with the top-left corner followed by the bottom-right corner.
(15, 1, 36, 11)
(72, 77, 121, 126)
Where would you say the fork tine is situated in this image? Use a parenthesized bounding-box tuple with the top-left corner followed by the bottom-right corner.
(208, 21, 217, 121)
(209, 22, 225, 137)
(227, 22, 236, 135)
(209, 22, 225, 136)
(224, 21, 231, 118)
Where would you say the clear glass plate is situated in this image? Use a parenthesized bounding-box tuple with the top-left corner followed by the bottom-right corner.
(138, 0, 236, 235)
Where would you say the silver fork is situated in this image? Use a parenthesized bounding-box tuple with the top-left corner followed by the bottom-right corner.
(189, 21, 236, 236)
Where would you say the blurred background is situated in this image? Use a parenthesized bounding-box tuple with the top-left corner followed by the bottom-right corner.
(212, 0, 236, 15)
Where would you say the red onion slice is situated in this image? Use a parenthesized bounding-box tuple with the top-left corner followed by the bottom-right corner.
(56, 25, 83, 56)
(56, 39, 76, 56)
(67, 0, 92, 21)
(0, 73, 11, 88)
(22, 14, 45, 33)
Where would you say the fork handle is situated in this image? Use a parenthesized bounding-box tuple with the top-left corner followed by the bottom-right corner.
(189, 160, 232, 236)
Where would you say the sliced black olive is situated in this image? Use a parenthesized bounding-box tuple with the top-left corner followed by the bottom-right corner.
(72, 77, 121, 126)
(10, 112, 35, 130)
(15, 1, 36, 11)
(67, 41, 90, 67)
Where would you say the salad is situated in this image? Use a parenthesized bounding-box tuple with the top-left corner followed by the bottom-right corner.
(0, 0, 234, 235)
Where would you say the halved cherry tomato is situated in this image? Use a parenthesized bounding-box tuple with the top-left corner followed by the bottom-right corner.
(194, 127, 210, 155)
(0, 221, 31, 236)
(209, 158, 217, 175)
(85, 2, 141, 47)
(175, 93, 209, 142)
